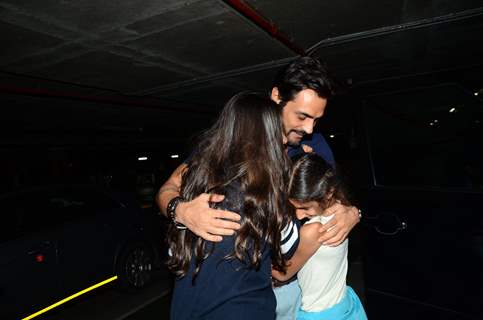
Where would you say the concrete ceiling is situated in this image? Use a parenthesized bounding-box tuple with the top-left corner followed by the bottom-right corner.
(1, 0, 482, 145)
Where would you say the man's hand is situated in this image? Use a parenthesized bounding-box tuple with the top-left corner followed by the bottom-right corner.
(176, 193, 241, 242)
(301, 144, 314, 153)
(317, 202, 360, 246)
(156, 163, 241, 242)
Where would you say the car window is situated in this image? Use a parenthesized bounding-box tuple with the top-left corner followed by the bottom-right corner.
(0, 188, 123, 242)
(365, 84, 483, 190)
(47, 187, 122, 223)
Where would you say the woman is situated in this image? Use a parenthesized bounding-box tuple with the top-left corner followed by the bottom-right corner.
(272, 153, 367, 320)
(167, 92, 298, 320)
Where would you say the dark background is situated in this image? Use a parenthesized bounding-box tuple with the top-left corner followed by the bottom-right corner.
(1, 0, 482, 198)
(1, 1, 482, 319)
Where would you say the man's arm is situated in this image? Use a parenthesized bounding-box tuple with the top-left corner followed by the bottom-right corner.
(317, 202, 360, 246)
(272, 223, 322, 281)
(156, 163, 186, 216)
(156, 163, 188, 220)
(156, 163, 241, 242)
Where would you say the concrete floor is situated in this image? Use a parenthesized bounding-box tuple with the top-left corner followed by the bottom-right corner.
(39, 269, 173, 320)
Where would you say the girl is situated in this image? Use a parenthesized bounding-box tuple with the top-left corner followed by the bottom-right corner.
(167, 92, 298, 320)
(273, 153, 367, 320)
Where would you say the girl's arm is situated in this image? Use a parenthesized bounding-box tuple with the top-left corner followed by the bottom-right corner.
(272, 222, 323, 281)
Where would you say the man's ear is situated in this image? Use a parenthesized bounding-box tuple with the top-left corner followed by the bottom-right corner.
(271, 87, 281, 104)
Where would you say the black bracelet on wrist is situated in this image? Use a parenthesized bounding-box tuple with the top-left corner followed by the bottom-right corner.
(167, 196, 187, 230)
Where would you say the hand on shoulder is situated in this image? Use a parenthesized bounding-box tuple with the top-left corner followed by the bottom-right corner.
(176, 193, 241, 242)
(301, 144, 314, 153)
(318, 203, 360, 246)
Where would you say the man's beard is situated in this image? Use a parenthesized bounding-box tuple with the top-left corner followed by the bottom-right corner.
(286, 140, 301, 147)
(286, 130, 306, 147)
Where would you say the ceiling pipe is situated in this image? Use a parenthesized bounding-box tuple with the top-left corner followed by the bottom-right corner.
(135, 7, 483, 95)
(222, 0, 305, 56)
(307, 6, 483, 54)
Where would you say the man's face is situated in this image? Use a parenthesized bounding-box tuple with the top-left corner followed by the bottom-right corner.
(289, 199, 323, 220)
(271, 88, 327, 146)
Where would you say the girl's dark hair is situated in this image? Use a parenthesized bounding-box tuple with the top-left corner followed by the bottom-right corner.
(167, 92, 291, 280)
(288, 153, 348, 209)
(272, 56, 334, 107)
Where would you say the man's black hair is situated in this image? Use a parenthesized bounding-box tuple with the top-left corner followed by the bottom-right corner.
(272, 56, 334, 106)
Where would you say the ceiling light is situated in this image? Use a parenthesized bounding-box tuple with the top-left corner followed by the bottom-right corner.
(433, 119, 438, 123)
(429, 122, 434, 126)
(449, 107, 456, 113)
(329, 134, 335, 138)
(138, 157, 148, 161)
(171, 154, 179, 159)
(475, 92, 479, 96)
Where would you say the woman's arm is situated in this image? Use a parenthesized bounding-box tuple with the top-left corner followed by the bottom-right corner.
(272, 223, 323, 281)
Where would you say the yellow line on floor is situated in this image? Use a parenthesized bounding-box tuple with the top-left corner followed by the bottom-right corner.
(21, 275, 118, 320)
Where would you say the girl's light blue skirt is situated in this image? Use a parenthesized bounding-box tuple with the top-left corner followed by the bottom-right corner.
(297, 286, 367, 320)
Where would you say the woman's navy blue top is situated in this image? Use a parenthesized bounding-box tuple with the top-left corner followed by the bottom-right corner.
(170, 182, 299, 320)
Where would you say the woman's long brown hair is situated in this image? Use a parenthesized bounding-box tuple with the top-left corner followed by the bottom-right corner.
(167, 92, 291, 281)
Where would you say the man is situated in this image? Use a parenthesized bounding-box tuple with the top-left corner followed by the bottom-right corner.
(156, 56, 360, 319)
